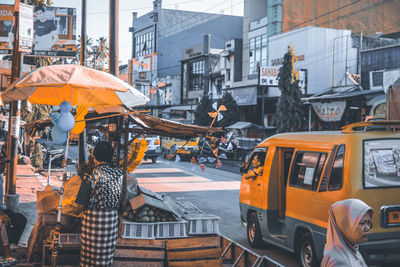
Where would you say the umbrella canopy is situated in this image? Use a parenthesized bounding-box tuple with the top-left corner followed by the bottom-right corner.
(1, 64, 149, 108)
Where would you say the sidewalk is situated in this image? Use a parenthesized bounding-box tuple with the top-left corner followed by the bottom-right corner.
(15, 164, 63, 248)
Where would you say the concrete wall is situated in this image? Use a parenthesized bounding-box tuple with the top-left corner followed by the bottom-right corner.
(282, 0, 400, 35)
(157, 9, 243, 77)
(242, 0, 268, 81)
(268, 27, 358, 94)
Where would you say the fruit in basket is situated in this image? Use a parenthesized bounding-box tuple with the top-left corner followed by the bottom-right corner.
(137, 210, 147, 217)
(137, 216, 150, 222)
(122, 211, 129, 218)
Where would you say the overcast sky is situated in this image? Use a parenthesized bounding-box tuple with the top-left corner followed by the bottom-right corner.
(26, 0, 244, 64)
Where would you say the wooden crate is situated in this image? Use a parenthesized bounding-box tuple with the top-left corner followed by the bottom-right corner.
(113, 237, 165, 267)
(166, 235, 223, 267)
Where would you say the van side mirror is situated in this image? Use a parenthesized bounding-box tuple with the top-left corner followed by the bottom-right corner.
(240, 162, 247, 173)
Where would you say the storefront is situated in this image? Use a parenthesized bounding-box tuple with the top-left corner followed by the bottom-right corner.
(304, 87, 385, 130)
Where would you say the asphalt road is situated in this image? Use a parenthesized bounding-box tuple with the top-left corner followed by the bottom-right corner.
(134, 158, 299, 267)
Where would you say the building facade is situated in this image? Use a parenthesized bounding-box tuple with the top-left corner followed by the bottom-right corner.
(235, 0, 399, 127)
(129, 0, 243, 117)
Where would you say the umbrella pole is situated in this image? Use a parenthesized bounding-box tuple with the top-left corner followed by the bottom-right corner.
(56, 133, 71, 227)
(121, 116, 129, 211)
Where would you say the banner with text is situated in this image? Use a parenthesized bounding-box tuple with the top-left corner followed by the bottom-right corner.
(311, 101, 346, 122)
(0, 5, 77, 57)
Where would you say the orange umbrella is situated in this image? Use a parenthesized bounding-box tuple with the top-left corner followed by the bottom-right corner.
(1, 64, 149, 108)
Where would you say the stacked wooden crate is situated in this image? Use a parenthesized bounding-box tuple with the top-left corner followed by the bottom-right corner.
(113, 238, 165, 267)
(166, 235, 222, 267)
(114, 235, 222, 267)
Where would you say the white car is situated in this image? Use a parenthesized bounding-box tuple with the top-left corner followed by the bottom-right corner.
(144, 136, 162, 163)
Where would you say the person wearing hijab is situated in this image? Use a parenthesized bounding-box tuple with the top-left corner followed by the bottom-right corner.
(321, 199, 373, 267)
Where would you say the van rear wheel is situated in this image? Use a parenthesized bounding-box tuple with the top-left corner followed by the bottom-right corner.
(247, 212, 262, 248)
(297, 233, 317, 267)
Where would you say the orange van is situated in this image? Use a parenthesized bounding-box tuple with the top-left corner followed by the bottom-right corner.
(239, 121, 400, 267)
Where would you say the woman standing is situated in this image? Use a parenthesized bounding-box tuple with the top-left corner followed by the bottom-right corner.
(321, 198, 373, 267)
(80, 141, 123, 266)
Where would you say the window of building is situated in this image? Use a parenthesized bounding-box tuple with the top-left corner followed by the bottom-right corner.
(290, 151, 328, 191)
(372, 71, 383, 87)
(135, 31, 154, 57)
(273, 6, 278, 19)
(226, 69, 231, 81)
(249, 33, 268, 75)
(189, 60, 204, 91)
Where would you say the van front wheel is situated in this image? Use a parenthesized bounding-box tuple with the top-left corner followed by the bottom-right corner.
(247, 212, 262, 248)
(297, 233, 317, 267)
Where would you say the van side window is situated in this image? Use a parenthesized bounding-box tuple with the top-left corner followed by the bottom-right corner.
(290, 151, 327, 191)
(328, 144, 345, 191)
(243, 150, 267, 180)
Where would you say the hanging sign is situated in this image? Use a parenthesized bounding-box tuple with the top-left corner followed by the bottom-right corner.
(10, 116, 20, 137)
(311, 101, 346, 122)
(19, 3, 33, 52)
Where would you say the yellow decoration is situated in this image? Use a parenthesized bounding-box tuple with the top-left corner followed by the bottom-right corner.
(121, 137, 148, 173)
(71, 105, 88, 135)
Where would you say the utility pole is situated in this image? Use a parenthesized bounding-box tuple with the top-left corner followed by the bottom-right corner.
(78, 0, 87, 166)
(5, 0, 22, 211)
(109, 0, 119, 76)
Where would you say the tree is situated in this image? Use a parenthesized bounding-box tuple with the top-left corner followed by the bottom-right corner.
(216, 93, 238, 127)
(274, 46, 304, 132)
(90, 37, 109, 71)
(194, 95, 213, 126)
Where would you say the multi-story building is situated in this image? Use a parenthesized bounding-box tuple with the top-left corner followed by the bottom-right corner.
(129, 0, 243, 117)
(235, 0, 399, 127)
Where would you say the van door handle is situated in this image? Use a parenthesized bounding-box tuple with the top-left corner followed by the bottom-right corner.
(257, 183, 261, 186)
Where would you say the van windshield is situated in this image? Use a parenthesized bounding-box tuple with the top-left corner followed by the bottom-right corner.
(363, 139, 400, 188)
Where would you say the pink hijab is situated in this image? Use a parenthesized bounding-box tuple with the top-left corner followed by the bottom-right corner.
(321, 199, 373, 267)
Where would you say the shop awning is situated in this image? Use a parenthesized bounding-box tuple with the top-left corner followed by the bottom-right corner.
(162, 105, 197, 113)
(303, 87, 384, 102)
(130, 112, 223, 139)
(226, 121, 276, 130)
(24, 110, 223, 140)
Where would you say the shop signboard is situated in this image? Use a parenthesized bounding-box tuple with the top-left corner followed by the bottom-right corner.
(0, 5, 14, 54)
(259, 65, 307, 94)
(183, 44, 203, 60)
(260, 66, 279, 86)
(129, 54, 156, 85)
(228, 87, 257, 106)
(311, 101, 346, 122)
(0, 5, 77, 57)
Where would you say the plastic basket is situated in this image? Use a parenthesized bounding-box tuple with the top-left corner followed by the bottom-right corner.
(120, 220, 156, 239)
(155, 221, 187, 239)
(184, 214, 220, 235)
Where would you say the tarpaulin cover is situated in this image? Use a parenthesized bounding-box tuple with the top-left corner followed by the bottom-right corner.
(36, 176, 84, 217)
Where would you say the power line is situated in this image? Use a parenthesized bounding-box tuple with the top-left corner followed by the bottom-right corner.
(87, 0, 205, 15)
(128, 0, 397, 77)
